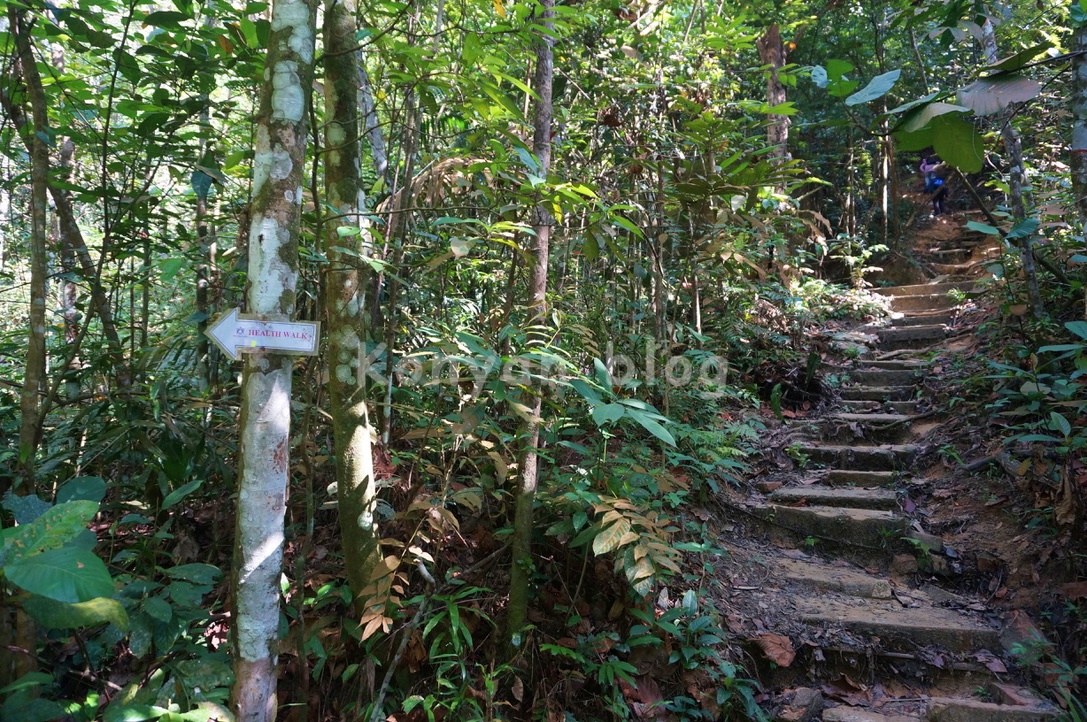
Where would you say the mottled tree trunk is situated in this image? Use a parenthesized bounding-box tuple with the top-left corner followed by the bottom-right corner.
(983, 18, 1043, 319)
(324, 0, 379, 612)
(10, 8, 49, 490)
(229, 0, 317, 718)
(505, 0, 554, 656)
(756, 24, 790, 165)
(1070, 24, 1087, 241)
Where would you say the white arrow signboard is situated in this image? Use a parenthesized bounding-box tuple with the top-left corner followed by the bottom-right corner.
(205, 308, 320, 361)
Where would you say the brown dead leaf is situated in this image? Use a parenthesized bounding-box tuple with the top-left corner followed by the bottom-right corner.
(1058, 582, 1087, 599)
(753, 633, 795, 667)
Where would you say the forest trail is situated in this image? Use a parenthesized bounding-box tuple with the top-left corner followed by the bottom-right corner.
(719, 213, 1062, 721)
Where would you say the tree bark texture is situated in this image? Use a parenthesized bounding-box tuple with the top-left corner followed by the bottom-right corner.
(229, 0, 317, 718)
(1070, 23, 1087, 238)
(756, 24, 790, 164)
(10, 8, 50, 489)
(506, 0, 554, 655)
(324, 0, 379, 612)
(983, 19, 1043, 319)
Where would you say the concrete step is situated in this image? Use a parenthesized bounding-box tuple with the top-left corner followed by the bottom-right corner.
(753, 504, 906, 548)
(851, 369, 919, 386)
(793, 596, 1001, 653)
(825, 710, 920, 722)
(887, 293, 961, 313)
(841, 386, 915, 402)
(797, 443, 921, 470)
(879, 325, 946, 351)
(840, 399, 919, 415)
(923, 248, 972, 263)
(778, 558, 893, 599)
(892, 312, 953, 327)
(856, 359, 927, 370)
(872, 281, 975, 298)
(827, 469, 898, 487)
(927, 697, 1060, 721)
(823, 413, 916, 443)
(770, 485, 898, 510)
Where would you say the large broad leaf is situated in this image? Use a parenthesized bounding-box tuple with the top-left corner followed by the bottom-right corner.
(845, 69, 901, 106)
(1, 492, 51, 524)
(4, 546, 115, 603)
(56, 476, 107, 505)
(957, 75, 1041, 116)
(591, 403, 626, 426)
(886, 92, 940, 116)
(22, 594, 129, 631)
(0, 500, 99, 566)
(624, 409, 676, 446)
(931, 114, 985, 173)
(984, 43, 1054, 75)
(898, 101, 971, 133)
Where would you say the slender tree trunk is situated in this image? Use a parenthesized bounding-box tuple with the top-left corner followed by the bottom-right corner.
(1074, 23, 1087, 239)
(229, 0, 317, 717)
(756, 24, 790, 165)
(505, 0, 554, 656)
(0, 88, 128, 386)
(358, 59, 388, 185)
(983, 18, 1043, 319)
(10, 8, 49, 490)
(324, 0, 379, 612)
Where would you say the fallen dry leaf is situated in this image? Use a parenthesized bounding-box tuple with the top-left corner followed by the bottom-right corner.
(753, 633, 795, 667)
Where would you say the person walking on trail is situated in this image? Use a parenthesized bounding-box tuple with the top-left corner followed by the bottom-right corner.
(919, 154, 948, 216)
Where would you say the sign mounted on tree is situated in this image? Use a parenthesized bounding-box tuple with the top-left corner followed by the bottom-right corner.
(204, 307, 320, 360)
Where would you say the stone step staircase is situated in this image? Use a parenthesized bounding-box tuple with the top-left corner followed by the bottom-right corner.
(739, 270, 1060, 721)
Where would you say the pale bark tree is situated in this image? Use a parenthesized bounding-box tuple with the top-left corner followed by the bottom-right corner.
(324, 0, 379, 611)
(756, 24, 790, 166)
(10, 7, 49, 489)
(505, 0, 554, 654)
(229, 0, 317, 717)
(1071, 23, 1087, 240)
(982, 17, 1043, 319)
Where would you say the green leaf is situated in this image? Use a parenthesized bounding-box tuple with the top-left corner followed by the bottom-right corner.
(1067, 321, 1087, 342)
(624, 410, 676, 446)
(0, 693, 66, 722)
(143, 595, 173, 623)
(844, 69, 901, 106)
(0, 672, 53, 696)
(164, 563, 221, 585)
(1050, 412, 1072, 438)
(450, 237, 474, 258)
(144, 11, 192, 28)
(611, 215, 644, 238)
(1074, 0, 1087, 27)
(0, 501, 99, 566)
(22, 595, 129, 631)
(161, 479, 203, 510)
(592, 516, 631, 555)
(4, 546, 115, 603)
(1, 492, 51, 524)
(157, 257, 186, 283)
(593, 358, 613, 389)
(591, 403, 625, 426)
(898, 101, 970, 134)
(965, 221, 1001, 235)
(957, 75, 1041, 116)
(984, 43, 1053, 74)
(825, 58, 854, 79)
(1006, 218, 1040, 240)
(931, 114, 984, 173)
(57, 476, 107, 504)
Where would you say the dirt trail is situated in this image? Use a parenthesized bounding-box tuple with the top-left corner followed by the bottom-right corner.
(718, 214, 1060, 721)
